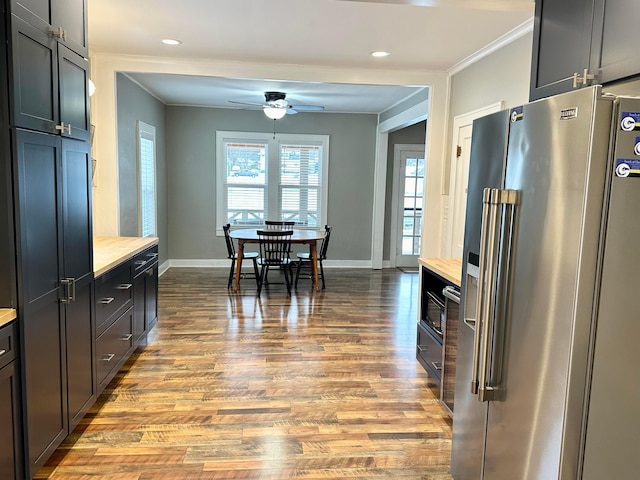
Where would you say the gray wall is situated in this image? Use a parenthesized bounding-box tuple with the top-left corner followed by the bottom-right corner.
(384, 121, 426, 261)
(449, 32, 533, 118)
(443, 32, 532, 194)
(165, 106, 378, 261)
(116, 73, 168, 264)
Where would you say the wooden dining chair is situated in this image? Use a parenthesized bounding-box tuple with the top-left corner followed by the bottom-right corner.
(257, 230, 294, 296)
(264, 220, 296, 230)
(295, 225, 332, 289)
(223, 224, 259, 289)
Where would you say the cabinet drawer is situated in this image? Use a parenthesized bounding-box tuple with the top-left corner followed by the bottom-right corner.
(417, 322, 443, 382)
(95, 264, 133, 334)
(0, 322, 17, 370)
(133, 245, 158, 274)
(96, 308, 133, 387)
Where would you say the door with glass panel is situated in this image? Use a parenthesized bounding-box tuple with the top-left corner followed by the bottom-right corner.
(395, 148, 425, 267)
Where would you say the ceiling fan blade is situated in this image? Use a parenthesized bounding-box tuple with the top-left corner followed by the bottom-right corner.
(286, 108, 298, 115)
(290, 104, 325, 111)
(228, 100, 265, 107)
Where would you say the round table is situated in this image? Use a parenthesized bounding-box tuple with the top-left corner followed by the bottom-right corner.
(229, 228, 326, 291)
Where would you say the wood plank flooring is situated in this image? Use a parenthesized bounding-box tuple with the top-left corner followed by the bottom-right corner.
(36, 268, 453, 480)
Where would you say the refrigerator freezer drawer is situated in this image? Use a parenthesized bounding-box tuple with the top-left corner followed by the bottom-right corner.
(417, 322, 443, 382)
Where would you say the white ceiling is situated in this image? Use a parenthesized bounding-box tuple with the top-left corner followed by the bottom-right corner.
(87, 0, 534, 114)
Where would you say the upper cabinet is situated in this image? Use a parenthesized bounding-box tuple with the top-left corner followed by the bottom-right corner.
(530, 0, 640, 101)
(530, 0, 596, 101)
(589, 0, 640, 85)
(10, 0, 88, 57)
(9, 14, 90, 141)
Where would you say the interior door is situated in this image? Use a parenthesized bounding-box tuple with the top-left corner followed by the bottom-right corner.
(450, 124, 472, 258)
(394, 147, 425, 267)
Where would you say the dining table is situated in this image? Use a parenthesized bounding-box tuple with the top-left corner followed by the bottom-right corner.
(229, 228, 326, 292)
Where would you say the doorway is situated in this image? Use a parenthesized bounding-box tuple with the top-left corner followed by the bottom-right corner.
(392, 144, 425, 267)
(445, 102, 504, 257)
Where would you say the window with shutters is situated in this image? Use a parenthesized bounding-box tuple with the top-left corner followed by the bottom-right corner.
(216, 131, 329, 232)
(137, 121, 156, 237)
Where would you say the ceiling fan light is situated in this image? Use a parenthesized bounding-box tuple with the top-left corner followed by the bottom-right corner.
(264, 106, 286, 120)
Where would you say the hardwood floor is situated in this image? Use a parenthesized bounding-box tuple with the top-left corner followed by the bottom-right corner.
(36, 268, 453, 480)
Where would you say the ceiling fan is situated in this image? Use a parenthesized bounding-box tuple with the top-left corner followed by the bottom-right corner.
(229, 91, 325, 119)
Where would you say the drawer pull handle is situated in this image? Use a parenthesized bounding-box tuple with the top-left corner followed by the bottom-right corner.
(0, 349, 6, 357)
(431, 361, 442, 371)
(135, 260, 146, 266)
(147, 253, 158, 258)
(417, 345, 427, 353)
(102, 353, 115, 362)
(121, 334, 133, 341)
(100, 297, 115, 304)
(117, 284, 132, 290)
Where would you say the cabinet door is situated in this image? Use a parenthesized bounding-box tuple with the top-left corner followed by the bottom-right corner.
(133, 270, 146, 343)
(145, 265, 158, 331)
(0, 362, 22, 480)
(10, 14, 58, 133)
(10, 0, 88, 57)
(61, 137, 94, 429)
(65, 278, 95, 430)
(22, 296, 67, 477)
(14, 130, 62, 305)
(590, 0, 640, 84)
(14, 130, 67, 477)
(61, 138, 92, 280)
(529, 0, 595, 101)
(53, 0, 88, 56)
(58, 45, 90, 141)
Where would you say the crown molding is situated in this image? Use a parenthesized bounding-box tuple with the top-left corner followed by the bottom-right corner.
(447, 17, 534, 76)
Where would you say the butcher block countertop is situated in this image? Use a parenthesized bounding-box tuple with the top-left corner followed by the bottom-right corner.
(418, 257, 462, 287)
(94, 236, 159, 278)
(0, 308, 16, 328)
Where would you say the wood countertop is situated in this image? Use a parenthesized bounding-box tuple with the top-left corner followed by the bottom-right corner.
(418, 257, 462, 287)
(94, 236, 159, 277)
(0, 308, 17, 328)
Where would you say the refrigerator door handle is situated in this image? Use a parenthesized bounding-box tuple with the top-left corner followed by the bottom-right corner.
(471, 188, 493, 395)
(478, 189, 518, 403)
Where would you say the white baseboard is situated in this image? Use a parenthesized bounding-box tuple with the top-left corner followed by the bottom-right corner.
(165, 259, 374, 269)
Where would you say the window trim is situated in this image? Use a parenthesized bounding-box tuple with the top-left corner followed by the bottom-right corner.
(137, 120, 157, 238)
(215, 131, 329, 235)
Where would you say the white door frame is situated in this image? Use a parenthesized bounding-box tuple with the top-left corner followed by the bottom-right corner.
(372, 99, 429, 269)
(390, 144, 425, 268)
(443, 102, 503, 257)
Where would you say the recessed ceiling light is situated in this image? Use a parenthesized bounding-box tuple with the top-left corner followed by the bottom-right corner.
(371, 51, 390, 57)
(162, 39, 182, 45)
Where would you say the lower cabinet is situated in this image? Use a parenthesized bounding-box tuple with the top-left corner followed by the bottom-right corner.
(95, 243, 158, 395)
(0, 322, 22, 480)
(96, 307, 133, 391)
(417, 264, 461, 418)
(133, 258, 158, 344)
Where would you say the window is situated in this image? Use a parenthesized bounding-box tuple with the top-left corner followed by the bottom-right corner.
(137, 121, 156, 237)
(216, 131, 329, 232)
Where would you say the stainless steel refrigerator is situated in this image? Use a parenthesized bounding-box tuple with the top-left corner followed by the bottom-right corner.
(451, 85, 640, 479)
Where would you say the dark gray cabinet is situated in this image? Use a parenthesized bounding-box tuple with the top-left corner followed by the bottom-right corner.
(589, 0, 640, 84)
(95, 245, 160, 394)
(9, 14, 90, 141)
(13, 130, 94, 478)
(530, 0, 595, 101)
(10, 0, 88, 57)
(0, 322, 22, 480)
(133, 247, 159, 345)
(0, 2, 16, 310)
(531, 0, 640, 101)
